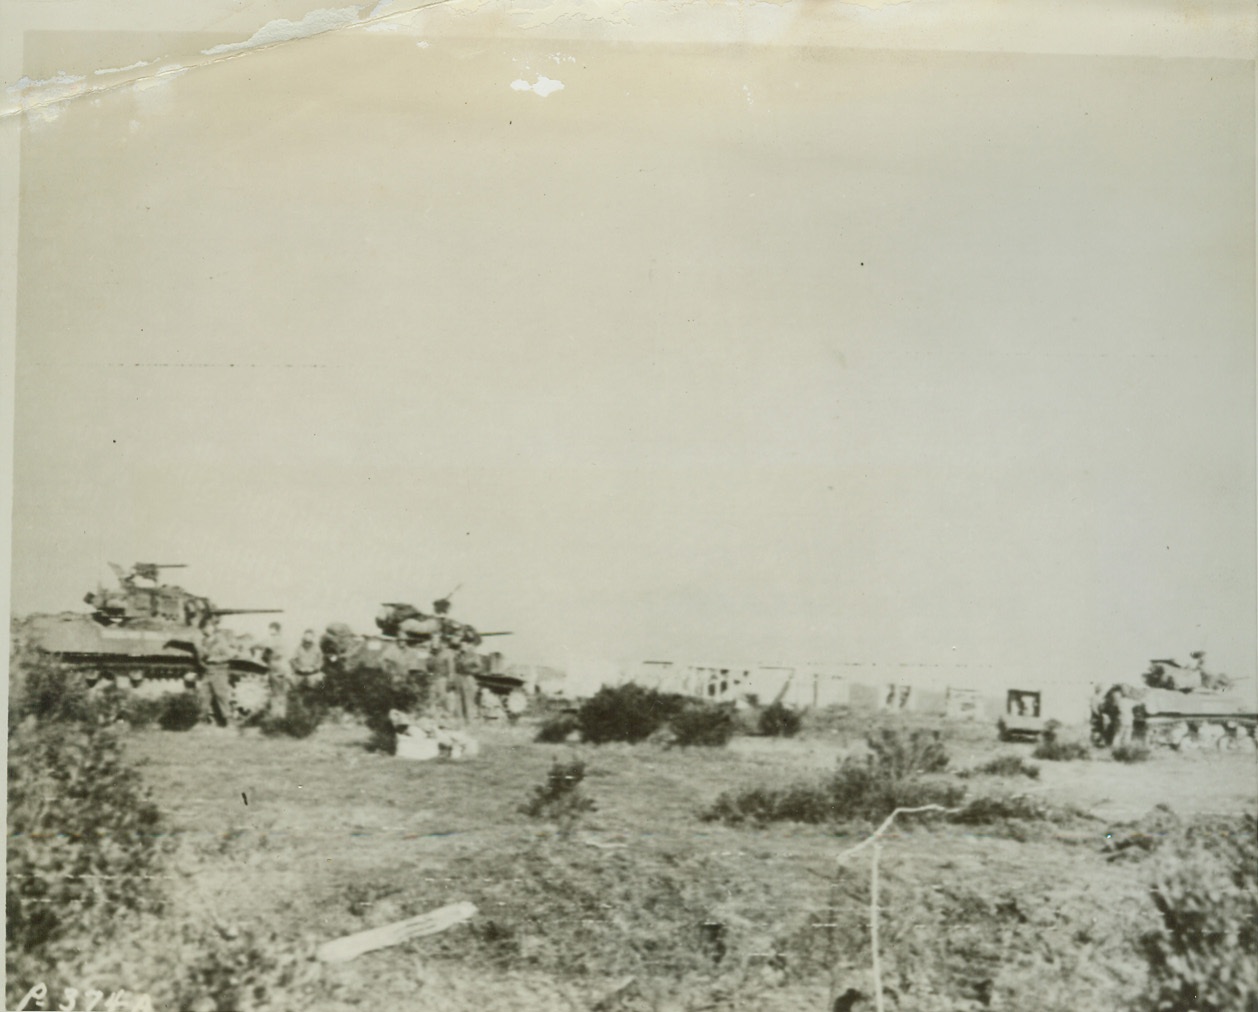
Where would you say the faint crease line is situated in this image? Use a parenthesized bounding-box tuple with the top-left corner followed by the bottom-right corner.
(0, 0, 457, 122)
(26, 362, 331, 369)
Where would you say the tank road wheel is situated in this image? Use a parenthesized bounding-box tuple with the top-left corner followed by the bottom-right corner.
(1216, 724, 1246, 752)
(231, 673, 270, 720)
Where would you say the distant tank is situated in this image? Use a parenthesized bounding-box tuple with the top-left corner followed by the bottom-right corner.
(324, 598, 527, 717)
(1098, 657, 1258, 751)
(21, 563, 282, 716)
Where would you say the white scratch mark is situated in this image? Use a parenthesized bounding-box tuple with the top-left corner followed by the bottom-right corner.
(4, 71, 86, 123)
(548, 53, 577, 65)
(368, 0, 397, 16)
(202, 6, 364, 57)
(94, 59, 156, 77)
(132, 65, 188, 92)
(510, 75, 564, 98)
(416, 40, 431, 49)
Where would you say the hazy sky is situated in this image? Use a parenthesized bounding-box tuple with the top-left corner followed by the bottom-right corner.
(11, 32, 1255, 691)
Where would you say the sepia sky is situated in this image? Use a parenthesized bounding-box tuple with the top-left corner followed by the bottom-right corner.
(10, 29, 1255, 691)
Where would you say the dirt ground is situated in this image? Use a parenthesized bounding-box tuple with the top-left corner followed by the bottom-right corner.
(120, 713, 1257, 1011)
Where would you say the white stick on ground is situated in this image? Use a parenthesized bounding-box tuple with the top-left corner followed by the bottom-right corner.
(317, 901, 478, 963)
(834, 804, 962, 1012)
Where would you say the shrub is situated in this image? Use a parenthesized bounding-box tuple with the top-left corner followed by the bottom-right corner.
(758, 701, 803, 738)
(951, 793, 1055, 825)
(519, 760, 597, 836)
(169, 921, 321, 1012)
(577, 683, 686, 745)
(535, 712, 580, 743)
(1136, 814, 1258, 1012)
(119, 695, 166, 729)
(1111, 742, 1151, 763)
(704, 730, 964, 827)
(1102, 804, 1180, 862)
(827, 758, 964, 823)
(260, 684, 326, 739)
(962, 754, 1041, 779)
(158, 691, 203, 732)
(866, 728, 950, 777)
(670, 702, 737, 747)
(314, 655, 424, 753)
(1032, 724, 1091, 762)
(703, 779, 839, 826)
(6, 721, 167, 966)
(11, 653, 91, 726)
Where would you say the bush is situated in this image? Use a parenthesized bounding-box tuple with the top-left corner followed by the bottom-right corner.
(119, 695, 167, 729)
(962, 754, 1041, 779)
(577, 683, 686, 745)
(1032, 724, 1091, 762)
(158, 691, 203, 732)
(758, 701, 803, 738)
(314, 655, 425, 753)
(703, 779, 840, 826)
(169, 921, 321, 1012)
(950, 793, 1057, 825)
(1136, 814, 1258, 1012)
(704, 729, 963, 827)
(670, 702, 737, 747)
(11, 653, 91, 726)
(1102, 804, 1180, 862)
(519, 760, 597, 836)
(534, 712, 581, 743)
(6, 721, 167, 968)
(1111, 742, 1151, 763)
(259, 684, 326, 739)
(866, 728, 951, 776)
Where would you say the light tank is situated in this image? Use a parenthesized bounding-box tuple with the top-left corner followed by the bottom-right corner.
(22, 563, 282, 716)
(1099, 656, 1257, 751)
(323, 597, 527, 717)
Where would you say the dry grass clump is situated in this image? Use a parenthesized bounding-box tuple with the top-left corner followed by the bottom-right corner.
(519, 759, 597, 837)
(961, 754, 1041, 780)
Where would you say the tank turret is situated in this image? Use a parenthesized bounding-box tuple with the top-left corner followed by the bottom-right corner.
(84, 563, 280, 630)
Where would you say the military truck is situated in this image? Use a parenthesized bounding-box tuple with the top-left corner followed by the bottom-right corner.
(997, 689, 1046, 741)
(22, 563, 281, 716)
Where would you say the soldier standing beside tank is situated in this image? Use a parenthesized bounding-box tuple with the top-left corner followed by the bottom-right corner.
(454, 635, 483, 724)
(428, 639, 455, 717)
(290, 628, 324, 685)
(265, 621, 289, 719)
(1113, 689, 1137, 749)
(197, 615, 236, 727)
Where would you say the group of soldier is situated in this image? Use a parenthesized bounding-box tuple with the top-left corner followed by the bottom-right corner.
(193, 616, 325, 727)
(193, 598, 492, 728)
(376, 604, 487, 725)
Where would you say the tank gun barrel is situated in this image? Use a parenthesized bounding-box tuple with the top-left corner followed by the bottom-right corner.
(210, 608, 284, 617)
